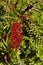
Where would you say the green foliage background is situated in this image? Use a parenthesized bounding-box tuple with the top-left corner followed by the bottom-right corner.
(0, 0, 43, 65)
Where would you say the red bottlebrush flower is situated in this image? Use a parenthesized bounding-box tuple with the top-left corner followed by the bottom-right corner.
(11, 22, 23, 49)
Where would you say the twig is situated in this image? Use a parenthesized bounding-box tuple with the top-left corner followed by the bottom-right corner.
(20, 1, 38, 15)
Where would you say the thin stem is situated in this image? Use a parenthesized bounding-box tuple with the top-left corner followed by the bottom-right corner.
(20, 1, 38, 15)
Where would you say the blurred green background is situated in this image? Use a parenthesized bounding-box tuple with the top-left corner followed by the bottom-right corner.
(0, 0, 43, 65)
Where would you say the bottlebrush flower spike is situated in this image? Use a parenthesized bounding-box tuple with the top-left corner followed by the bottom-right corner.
(11, 22, 23, 49)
